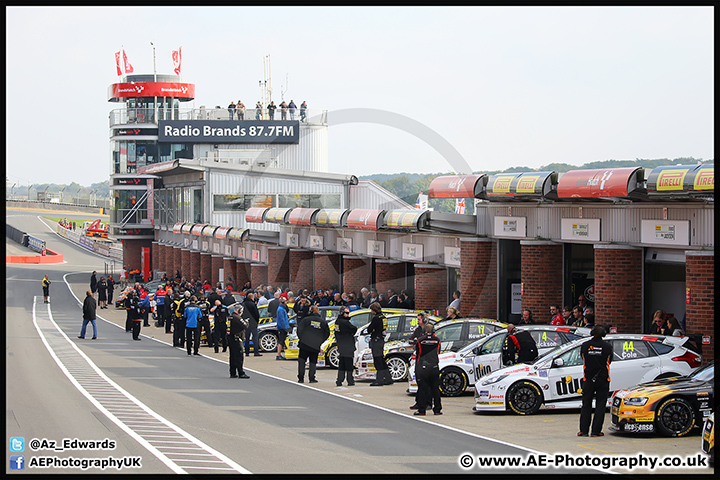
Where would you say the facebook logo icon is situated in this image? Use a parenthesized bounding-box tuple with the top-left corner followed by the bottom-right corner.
(10, 455, 25, 470)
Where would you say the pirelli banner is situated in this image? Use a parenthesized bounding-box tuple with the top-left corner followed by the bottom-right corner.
(158, 120, 299, 144)
(486, 171, 557, 199)
(383, 209, 429, 231)
(264, 207, 293, 224)
(646, 164, 714, 197)
(315, 209, 349, 228)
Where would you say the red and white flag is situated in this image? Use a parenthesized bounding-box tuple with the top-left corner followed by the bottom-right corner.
(114, 51, 123, 76)
(122, 49, 134, 74)
(172, 47, 182, 75)
(455, 198, 466, 214)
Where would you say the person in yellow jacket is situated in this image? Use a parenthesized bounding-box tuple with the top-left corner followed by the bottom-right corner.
(42, 275, 51, 303)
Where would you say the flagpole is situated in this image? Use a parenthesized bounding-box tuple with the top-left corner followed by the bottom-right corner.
(151, 41, 157, 122)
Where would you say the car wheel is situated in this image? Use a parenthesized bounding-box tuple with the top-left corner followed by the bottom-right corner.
(507, 381, 542, 415)
(326, 345, 339, 369)
(258, 331, 278, 352)
(439, 368, 468, 397)
(656, 397, 696, 437)
(387, 356, 408, 382)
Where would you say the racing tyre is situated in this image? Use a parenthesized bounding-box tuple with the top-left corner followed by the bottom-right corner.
(656, 397, 695, 437)
(507, 381, 542, 415)
(387, 356, 409, 382)
(325, 345, 340, 369)
(258, 331, 278, 352)
(439, 368, 468, 397)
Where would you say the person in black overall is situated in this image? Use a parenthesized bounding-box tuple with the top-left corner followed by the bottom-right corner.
(368, 302, 393, 386)
(413, 323, 443, 416)
(578, 326, 613, 437)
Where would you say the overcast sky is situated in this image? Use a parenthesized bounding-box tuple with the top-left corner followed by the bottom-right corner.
(5, 6, 714, 187)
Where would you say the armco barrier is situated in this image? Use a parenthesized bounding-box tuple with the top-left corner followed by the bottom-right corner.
(26, 235, 46, 253)
(56, 224, 123, 262)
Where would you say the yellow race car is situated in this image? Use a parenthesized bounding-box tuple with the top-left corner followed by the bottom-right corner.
(702, 411, 714, 467)
(284, 308, 427, 368)
(610, 361, 714, 437)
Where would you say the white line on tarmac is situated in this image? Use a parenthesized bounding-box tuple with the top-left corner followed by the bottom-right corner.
(35, 291, 251, 474)
(61, 271, 611, 474)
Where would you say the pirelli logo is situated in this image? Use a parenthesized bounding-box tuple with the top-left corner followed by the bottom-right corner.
(656, 169, 688, 191)
(516, 176, 540, 194)
(492, 176, 513, 193)
(693, 169, 714, 190)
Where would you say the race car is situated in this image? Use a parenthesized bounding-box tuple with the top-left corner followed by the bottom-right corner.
(284, 308, 423, 368)
(407, 325, 591, 396)
(610, 361, 714, 437)
(355, 318, 504, 383)
(255, 306, 333, 352)
(702, 412, 714, 467)
(473, 334, 701, 415)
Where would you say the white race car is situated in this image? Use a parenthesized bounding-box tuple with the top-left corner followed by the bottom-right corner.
(356, 318, 502, 382)
(473, 334, 701, 415)
(408, 325, 590, 396)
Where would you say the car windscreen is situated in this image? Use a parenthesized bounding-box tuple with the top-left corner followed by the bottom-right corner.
(690, 363, 714, 382)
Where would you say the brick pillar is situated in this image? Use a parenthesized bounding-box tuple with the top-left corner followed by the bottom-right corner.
(156, 243, 165, 274)
(164, 244, 174, 279)
(190, 251, 201, 281)
(223, 257, 237, 289)
(173, 246, 183, 279)
(181, 249, 191, 280)
(211, 255, 224, 287)
(415, 264, 448, 313)
(685, 251, 714, 363)
(122, 239, 152, 272)
(375, 260, 406, 298)
(594, 245, 642, 333)
(268, 247, 290, 288)
(251, 263, 268, 287)
(200, 253, 212, 284)
(314, 252, 341, 292)
(290, 249, 314, 293)
(152, 242, 160, 274)
(236, 260, 251, 288)
(460, 238, 497, 319)
(521, 241, 563, 321)
(342, 255, 372, 297)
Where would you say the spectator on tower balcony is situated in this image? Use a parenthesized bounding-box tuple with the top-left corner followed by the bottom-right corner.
(237, 100, 245, 120)
(267, 101, 277, 120)
(279, 101, 288, 120)
(255, 101, 262, 120)
(288, 100, 297, 120)
(300, 101, 307, 122)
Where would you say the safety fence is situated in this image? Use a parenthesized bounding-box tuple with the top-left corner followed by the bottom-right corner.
(56, 224, 123, 262)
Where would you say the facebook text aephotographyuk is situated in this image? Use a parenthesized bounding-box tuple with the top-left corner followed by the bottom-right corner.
(458, 452, 708, 471)
(26, 455, 142, 470)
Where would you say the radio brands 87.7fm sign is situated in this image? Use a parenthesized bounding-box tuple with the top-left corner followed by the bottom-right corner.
(158, 120, 299, 144)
